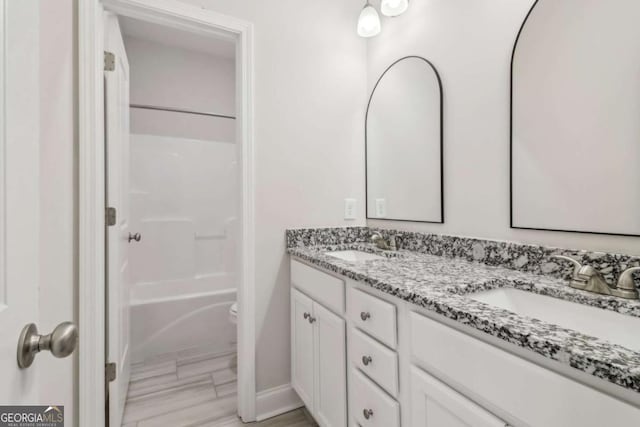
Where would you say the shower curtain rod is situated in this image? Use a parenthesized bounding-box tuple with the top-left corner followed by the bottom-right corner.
(130, 103, 236, 120)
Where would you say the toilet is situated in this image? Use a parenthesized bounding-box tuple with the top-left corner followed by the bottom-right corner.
(229, 302, 238, 324)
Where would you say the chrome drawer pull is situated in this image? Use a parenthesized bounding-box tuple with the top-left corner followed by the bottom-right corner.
(303, 312, 310, 320)
(362, 355, 372, 366)
(360, 311, 371, 321)
(363, 408, 374, 420)
(308, 316, 316, 324)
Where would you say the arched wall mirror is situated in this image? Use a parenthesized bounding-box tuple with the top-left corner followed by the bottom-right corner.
(511, 0, 640, 236)
(366, 56, 444, 223)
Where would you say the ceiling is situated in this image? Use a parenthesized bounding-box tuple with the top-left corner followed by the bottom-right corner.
(119, 16, 236, 59)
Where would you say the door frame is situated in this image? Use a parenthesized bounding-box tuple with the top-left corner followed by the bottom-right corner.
(78, 0, 256, 424)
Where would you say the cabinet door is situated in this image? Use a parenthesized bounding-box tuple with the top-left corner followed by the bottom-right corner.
(292, 289, 315, 411)
(314, 302, 347, 427)
(410, 367, 506, 427)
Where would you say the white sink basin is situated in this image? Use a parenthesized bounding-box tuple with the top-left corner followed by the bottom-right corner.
(325, 250, 385, 262)
(469, 288, 640, 351)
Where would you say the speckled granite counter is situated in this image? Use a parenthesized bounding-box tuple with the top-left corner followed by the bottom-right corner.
(286, 227, 640, 394)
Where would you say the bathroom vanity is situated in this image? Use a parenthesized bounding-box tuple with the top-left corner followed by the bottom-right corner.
(287, 227, 640, 427)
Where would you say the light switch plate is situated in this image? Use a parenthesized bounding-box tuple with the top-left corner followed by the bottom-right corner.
(344, 198, 357, 220)
(375, 198, 387, 217)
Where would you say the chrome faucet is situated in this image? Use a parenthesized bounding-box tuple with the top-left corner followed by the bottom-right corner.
(370, 232, 399, 251)
(552, 255, 640, 300)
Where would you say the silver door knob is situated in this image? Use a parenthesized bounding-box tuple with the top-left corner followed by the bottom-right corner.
(362, 355, 372, 366)
(17, 322, 78, 368)
(360, 312, 371, 321)
(128, 232, 142, 243)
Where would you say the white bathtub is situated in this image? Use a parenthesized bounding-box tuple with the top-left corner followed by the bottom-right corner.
(130, 273, 236, 363)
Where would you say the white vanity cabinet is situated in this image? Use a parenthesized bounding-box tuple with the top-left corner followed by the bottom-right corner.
(290, 257, 640, 427)
(291, 261, 347, 427)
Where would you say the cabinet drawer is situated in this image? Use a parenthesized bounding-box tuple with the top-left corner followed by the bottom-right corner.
(349, 328, 398, 397)
(291, 259, 345, 313)
(350, 368, 400, 427)
(348, 288, 397, 348)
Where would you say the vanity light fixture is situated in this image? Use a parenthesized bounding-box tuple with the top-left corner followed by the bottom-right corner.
(357, 0, 382, 38)
(381, 0, 409, 17)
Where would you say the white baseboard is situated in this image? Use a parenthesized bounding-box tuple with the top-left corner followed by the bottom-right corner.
(255, 383, 304, 421)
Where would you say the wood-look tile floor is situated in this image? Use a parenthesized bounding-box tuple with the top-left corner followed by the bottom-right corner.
(122, 347, 317, 427)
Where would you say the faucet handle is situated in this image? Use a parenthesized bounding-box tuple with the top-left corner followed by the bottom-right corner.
(389, 235, 397, 251)
(551, 254, 583, 278)
(617, 266, 640, 292)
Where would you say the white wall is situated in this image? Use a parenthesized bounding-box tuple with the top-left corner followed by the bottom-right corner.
(176, 0, 368, 393)
(366, 0, 640, 256)
(124, 36, 236, 141)
(39, 0, 77, 422)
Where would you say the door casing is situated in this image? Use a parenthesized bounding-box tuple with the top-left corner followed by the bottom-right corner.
(78, 0, 256, 424)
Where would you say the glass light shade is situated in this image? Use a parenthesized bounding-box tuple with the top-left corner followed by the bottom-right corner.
(357, 4, 381, 38)
(381, 0, 409, 17)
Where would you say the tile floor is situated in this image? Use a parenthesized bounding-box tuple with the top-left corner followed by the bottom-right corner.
(122, 347, 317, 427)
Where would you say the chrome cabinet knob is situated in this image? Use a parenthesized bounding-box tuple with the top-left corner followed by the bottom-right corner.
(17, 322, 78, 368)
(303, 312, 310, 320)
(363, 408, 374, 420)
(128, 232, 142, 243)
(362, 355, 372, 366)
(308, 316, 316, 324)
(360, 312, 371, 321)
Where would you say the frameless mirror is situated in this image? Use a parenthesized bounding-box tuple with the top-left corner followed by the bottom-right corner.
(511, 0, 640, 236)
(366, 56, 444, 223)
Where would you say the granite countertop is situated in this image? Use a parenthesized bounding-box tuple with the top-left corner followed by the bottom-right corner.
(287, 242, 640, 394)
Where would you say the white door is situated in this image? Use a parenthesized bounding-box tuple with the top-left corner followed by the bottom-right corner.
(314, 303, 346, 427)
(0, 0, 42, 403)
(104, 12, 132, 427)
(410, 367, 506, 427)
(291, 289, 315, 411)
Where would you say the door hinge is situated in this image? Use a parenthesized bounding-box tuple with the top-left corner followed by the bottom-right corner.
(105, 362, 117, 383)
(104, 51, 115, 71)
(106, 207, 117, 226)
